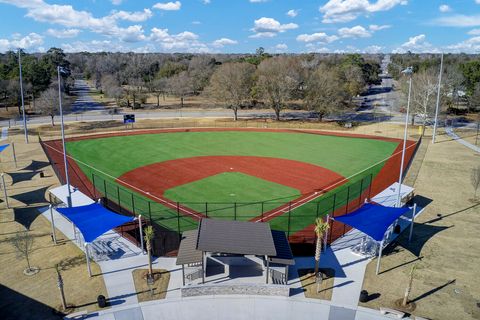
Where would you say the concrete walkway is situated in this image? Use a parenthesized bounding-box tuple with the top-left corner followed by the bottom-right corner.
(445, 127, 480, 153)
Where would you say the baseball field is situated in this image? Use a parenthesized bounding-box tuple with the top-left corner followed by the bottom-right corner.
(43, 128, 417, 242)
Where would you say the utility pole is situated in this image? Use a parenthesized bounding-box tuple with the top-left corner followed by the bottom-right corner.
(432, 53, 444, 144)
(18, 49, 28, 143)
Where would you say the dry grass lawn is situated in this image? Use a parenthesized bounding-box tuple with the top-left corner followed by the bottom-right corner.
(0, 133, 108, 320)
(132, 269, 170, 302)
(360, 128, 480, 320)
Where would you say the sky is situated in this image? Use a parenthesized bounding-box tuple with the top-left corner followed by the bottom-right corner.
(0, 0, 479, 54)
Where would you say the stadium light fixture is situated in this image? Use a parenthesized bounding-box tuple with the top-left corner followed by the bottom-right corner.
(397, 66, 413, 207)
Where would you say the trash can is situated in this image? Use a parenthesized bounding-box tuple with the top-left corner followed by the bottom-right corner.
(359, 290, 369, 303)
(97, 295, 107, 308)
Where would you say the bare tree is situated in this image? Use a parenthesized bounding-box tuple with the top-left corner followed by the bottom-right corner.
(10, 230, 36, 274)
(151, 77, 168, 107)
(256, 56, 299, 121)
(167, 71, 192, 108)
(144, 225, 155, 278)
(305, 65, 347, 121)
(36, 87, 68, 126)
(341, 64, 365, 102)
(472, 166, 480, 200)
(205, 62, 255, 121)
(101, 74, 123, 104)
(314, 217, 329, 276)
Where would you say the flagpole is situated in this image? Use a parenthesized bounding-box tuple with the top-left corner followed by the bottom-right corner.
(18, 49, 28, 143)
(432, 53, 444, 144)
(58, 66, 72, 207)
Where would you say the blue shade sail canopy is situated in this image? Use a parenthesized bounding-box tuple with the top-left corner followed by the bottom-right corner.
(0, 144, 9, 153)
(334, 203, 410, 241)
(56, 203, 134, 243)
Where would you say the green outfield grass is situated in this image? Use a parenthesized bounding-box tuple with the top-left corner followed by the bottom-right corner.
(66, 130, 399, 233)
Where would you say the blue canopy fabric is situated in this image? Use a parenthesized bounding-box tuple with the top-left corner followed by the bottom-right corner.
(0, 144, 9, 153)
(334, 203, 410, 241)
(56, 203, 134, 242)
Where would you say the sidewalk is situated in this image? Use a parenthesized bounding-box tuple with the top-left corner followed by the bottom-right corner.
(445, 127, 480, 153)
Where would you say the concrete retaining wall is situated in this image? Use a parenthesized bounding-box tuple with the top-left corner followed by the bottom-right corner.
(181, 283, 290, 297)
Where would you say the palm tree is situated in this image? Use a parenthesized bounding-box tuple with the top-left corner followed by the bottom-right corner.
(144, 225, 155, 277)
(314, 217, 330, 275)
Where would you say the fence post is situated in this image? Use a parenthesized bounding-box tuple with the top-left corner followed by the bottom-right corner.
(177, 202, 181, 235)
(103, 179, 108, 207)
(205, 202, 208, 218)
(261, 202, 264, 220)
(148, 201, 152, 221)
(343, 186, 350, 236)
(287, 202, 291, 237)
(358, 178, 364, 208)
(117, 185, 121, 210)
(330, 194, 336, 244)
(234, 202, 237, 220)
(368, 173, 373, 201)
(131, 194, 135, 215)
(92, 174, 96, 199)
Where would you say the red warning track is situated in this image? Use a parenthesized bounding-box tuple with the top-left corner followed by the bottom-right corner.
(116, 155, 346, 220)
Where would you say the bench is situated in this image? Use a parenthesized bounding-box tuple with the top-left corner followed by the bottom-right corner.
(67, 310, 88, 319)
(379, 307, 405, 319)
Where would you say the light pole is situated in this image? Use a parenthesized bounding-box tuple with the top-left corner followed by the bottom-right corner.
(58, 66, 72, 207)
(397, 66, 413, 208)
(432, 53, 444, 144)
(18, 49, 28, 143)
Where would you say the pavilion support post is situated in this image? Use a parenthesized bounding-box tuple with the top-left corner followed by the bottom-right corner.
(85, 243, 92, 277)
(201, 251, 205, 284)
(49, 205, 57, 244)
(138, 215, 145, 254)
(408, 203, 417, 243)
(376, 239, 384, 275)
(182, 264, 185, 286)
(266, 256, 270, 284)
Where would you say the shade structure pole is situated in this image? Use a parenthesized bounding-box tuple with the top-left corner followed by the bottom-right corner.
(201, 251, 205, 284)
(58, 66, 72, 208)
(1, 173, 8, 209)
(138, 215, 145, 254)
(409, 203, 417, 243)
(397, 69, 413, 207)
(376, 239, 384, 275)
(182, 264, 185, 286)
(12, 142, 17, 168)
(18, 49, 28, 144)
(72, 222, 76, 240)
(49, 205, 57, 244)
(85, 243, 92, 277)
(432, 53, 444, 144)
(323, 214, 330, 251)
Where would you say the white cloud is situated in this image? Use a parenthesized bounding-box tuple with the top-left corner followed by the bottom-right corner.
(0, 32, 44, 52)
(46, 28, 80, 38)
(393, 34, 437, 53)
(275, 43, 288, 50)
(109, 9, 153, 22)
(149, 28, 209, 52)
(439, 4, 451, 12)
(202, 0, 211, 4)
(212, 38, 238, 47)
(468, 28, 480, 35)
(192, 21, 201, 25)
(363, 45, 383, 53)
(296, 32, 338, 43)
(250, 17, 298, 38)
(111, 0, 122, 5)
(320, 0, 407, 23)
(445, 36, 480, 53)
(286, 9, 298, 17)
(338, 25, 371, 38)
(250, 0, 268, 2)
(120, 25, 147, 42)
(152, 1, 181, 11)
(433, 14, 480, 27)
(369, 24, 391, 31)
(304, 43, 331, 53)
(476, 0, 480, 4)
